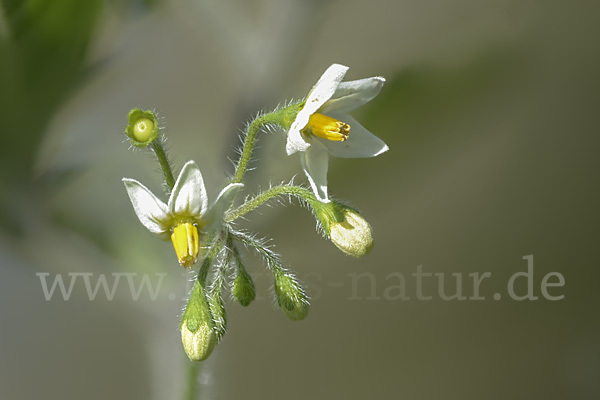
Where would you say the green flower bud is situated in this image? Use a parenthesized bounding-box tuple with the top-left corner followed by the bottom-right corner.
(232, 266, 256, 307)
(208, 292, 227, 342)
(314, 201, 374, 257)
(124, 108, 159, 147)
(181, 281, 217, 361)
(273, 268, 309, 321)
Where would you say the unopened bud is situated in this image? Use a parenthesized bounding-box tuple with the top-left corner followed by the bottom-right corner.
(208, 292, 227, 341)
(181, 281, 217, 361)
(232, 267, 256, 307)
(314, 201, 374, 257)
(329, 208, 374, 257)
(273, 268, 309, 321)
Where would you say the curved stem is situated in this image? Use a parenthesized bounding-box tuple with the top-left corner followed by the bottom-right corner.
(232, 112, 278, 184)
(232, 104, 301, 184)
(225, 185, 317, 222)
(151, 140, 176, 191)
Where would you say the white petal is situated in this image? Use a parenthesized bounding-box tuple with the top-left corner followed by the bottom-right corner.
(207, 183, 244, 223)
(303, 63, 349, 117)
(286, 64, 348, 156)
(318, 115, 389, 158)
(301, 143, 330, 203)
(169, 160, 208, 216)
(122, 178, 169, 234)
(320, 77, 385, 114)
(286, 123, 311, 155)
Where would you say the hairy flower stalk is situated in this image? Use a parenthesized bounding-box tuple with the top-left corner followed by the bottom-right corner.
(229, 229, 310, 320)
(232, 105, 300, 184)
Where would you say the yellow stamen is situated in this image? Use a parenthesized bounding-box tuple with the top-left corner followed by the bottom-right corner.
(306, 113, 350, 142)
(171, 223, 200, 269)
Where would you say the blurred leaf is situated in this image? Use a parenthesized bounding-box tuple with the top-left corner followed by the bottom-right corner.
(0, 0, 104, 232)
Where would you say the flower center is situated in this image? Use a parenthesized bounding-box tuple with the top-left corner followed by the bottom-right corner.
(305, 113, 350, 142)
(171, 223, 200, 268)
(133, 118, 155, 142)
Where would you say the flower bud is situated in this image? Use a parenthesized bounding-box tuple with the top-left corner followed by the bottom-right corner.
(181, 282, 217, 361)
(273, 268, 309, 321)
(232, 267, 256, 307)
(329, 208, 374, 257)
(124, 108, 159, 147)
(313, 201, 374, 257)
(208, 292, 227, 341)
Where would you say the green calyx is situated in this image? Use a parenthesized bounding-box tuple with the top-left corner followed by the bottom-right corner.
(272, 103, 303, 130)
(125, 108, 159, 147)
(312, 200, 374, 257)
(311, 200, 348, 236)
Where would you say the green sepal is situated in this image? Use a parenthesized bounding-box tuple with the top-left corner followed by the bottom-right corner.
(270, 103, 303, 130)
(311, 199, 353, 236)
(180, 280, 218, 361)
(181, 281, 215, 333)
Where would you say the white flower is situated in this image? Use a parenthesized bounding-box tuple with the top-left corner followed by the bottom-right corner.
(286, 63, 389, 202)
(123, 160, 242, 268)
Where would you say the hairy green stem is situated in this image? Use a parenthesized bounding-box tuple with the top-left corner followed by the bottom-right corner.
(151, 140, 175, 191)
(232, 112, 279, 184)
(232, 104, 301, 184)
(197, 232, 227, 286)
(225, 185, 317, 223)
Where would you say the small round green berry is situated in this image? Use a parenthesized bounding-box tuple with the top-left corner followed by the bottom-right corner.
(124, 108, 159, 147)
(133, 118, 155, 142)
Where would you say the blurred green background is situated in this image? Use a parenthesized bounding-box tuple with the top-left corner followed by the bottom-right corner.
(1, 0, 599, 399)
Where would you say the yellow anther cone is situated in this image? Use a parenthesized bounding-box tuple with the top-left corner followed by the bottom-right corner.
(171, 223, 200, 268)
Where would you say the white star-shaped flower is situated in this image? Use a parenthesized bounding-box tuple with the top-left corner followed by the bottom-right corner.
(123, 160, 242, 268)
(286, 63, 389, 202)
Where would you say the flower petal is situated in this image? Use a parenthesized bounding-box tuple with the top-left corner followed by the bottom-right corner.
(304, 63, 349, 118)
(317, 114, 389, 158)
(122, 178, 169, 234)
(301, 143, 330, 203)
(286, 64, 348, 156)
(169, 160, 208, 216)
(320, 77, 385, 114)
(207, 183, 244, 223)
(286, 124, 311, 155)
